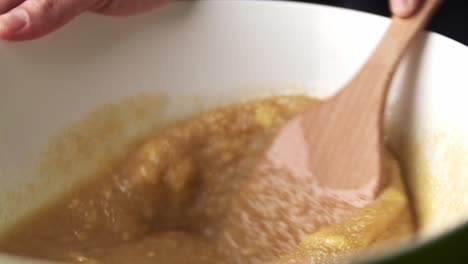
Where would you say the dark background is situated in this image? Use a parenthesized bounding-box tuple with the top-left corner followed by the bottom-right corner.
(295, 0, 468, 46)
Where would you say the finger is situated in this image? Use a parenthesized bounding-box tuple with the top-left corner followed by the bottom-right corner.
(0, 0, 98, 41)
(390, 0, 422, 18)
(92, 0, 169, 16)
(0, 0, 24, 14)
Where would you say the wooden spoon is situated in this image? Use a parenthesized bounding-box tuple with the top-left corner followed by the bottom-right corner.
(261, 0, 442, 206)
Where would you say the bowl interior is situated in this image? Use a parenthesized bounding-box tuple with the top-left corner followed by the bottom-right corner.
(1, 0, 468, 262)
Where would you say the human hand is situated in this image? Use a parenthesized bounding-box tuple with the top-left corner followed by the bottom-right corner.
(0, 0, 169, 41)
(390, 0, 422, 18)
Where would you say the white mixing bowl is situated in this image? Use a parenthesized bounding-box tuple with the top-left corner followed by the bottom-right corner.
(1, 0, 468, 263)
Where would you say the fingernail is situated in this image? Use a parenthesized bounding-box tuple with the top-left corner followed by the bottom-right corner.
(0, 9, 27, 33)
(391, 0, 414, 17)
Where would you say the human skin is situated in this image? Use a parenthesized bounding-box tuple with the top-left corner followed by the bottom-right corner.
(0, 0, 421, 41)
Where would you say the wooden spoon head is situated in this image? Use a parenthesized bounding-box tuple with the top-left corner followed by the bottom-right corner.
(260, 91, 386, 208)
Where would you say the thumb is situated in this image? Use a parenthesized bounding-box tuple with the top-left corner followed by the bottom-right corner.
(0, 0, 99, 41)
(390, 0, 422, 18)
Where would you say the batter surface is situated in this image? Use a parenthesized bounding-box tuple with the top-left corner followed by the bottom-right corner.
(0, 96, 414, 264)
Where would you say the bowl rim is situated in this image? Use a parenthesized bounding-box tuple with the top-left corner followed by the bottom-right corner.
(1, 0, 467, 263)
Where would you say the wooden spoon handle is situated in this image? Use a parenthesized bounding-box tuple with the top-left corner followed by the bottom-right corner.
(342, 0, 443, 113)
